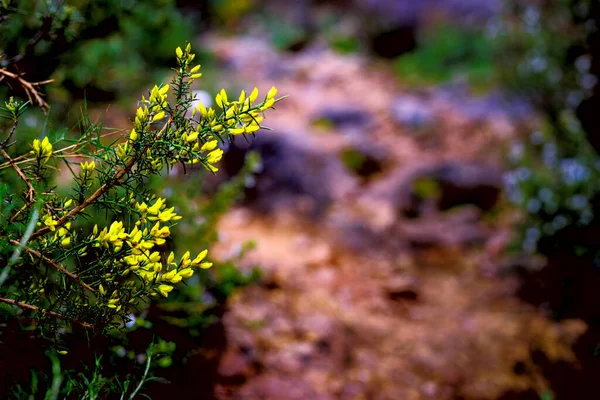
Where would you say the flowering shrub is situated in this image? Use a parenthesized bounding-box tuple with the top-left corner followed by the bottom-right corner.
(0, 43, 279, 341)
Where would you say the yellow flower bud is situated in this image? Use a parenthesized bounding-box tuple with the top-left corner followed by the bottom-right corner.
(153, 111, 165, 122)
(267, 86, 278, 99)
(249, 88, 259, 103)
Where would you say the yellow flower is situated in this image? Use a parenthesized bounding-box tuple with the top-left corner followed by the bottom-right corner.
(116, 142, 129, 160)
(150, 222, 170, 238)
(200, 261, 213, 269)
(42, 215, 58, 231)
(201, 140, 218, 151)
(31, 137, 53, 162)
(176, 47, 183, 59)
(130, 129, 138, 141)
(80, 160, 95, 174)
(147, 198, 166, 215)
(178, 268, 194, 279)
(185, 131, 199, 143)
(61, 236, 71, 248)
(191, 249, 208, 267)
(206, 149, 223, 164)
(249, 87, 259, 103)
(197, 103, 208, 117)
(267, 86, 278, 100)
(158, 284, 173, 297)
(135, 202, 148, 213)
(153, 111, 165, 122)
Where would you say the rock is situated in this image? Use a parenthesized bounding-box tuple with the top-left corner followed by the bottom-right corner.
(339, 144, 386, 180)
(395, 162, 503, 217)
(384, 275, 420, 301)
(312, 107, 371, 129)
(391, 95, 436, 131)
(369, 24, 418, 58)
(435, 162, 503, 211)
(222, 133, 354, 216)
(435, 84, 534, 123)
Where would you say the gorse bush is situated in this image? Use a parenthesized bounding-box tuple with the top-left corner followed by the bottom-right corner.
(0, 43, 279, 343)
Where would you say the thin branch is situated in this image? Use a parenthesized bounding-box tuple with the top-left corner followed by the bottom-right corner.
(0, 296, 94, 329)
(0, 148, 35, 202)
(0, 119, 18, 148)
(0, 68, 53, 110)
(10, 239, 95, 294)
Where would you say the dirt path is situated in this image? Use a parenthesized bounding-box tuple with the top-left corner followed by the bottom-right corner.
(204, 36, 585, 399)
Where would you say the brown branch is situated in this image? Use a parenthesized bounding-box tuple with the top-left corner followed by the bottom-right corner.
(0, 148, 35, 202)
(10, 239, 95, 294)
(0, 119, 18, 148)
(0, 296, 94, 329)
(0, 68, 53, 110)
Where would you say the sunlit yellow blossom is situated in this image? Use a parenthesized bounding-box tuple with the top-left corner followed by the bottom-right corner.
(61, 236, 71, 248)
(178, 268, 194, 279)
(42, 215, 58, 231)
(201, 140, 218, 151)
(158, 284, 173, 297)
(191, 249, 208, 267)
(206, 149, 223, 164)
(150, 222, 170, 238)
(116, 142, 130, 160)
(200, 261, 213, 269)
(135, 202, 148, 213)
(197, 103, 208, 117)
(167, 251, 175, 266)
(261, 98, 275, 110)
(176, 47, 183, 59)
(147, 198, 166, 215)
(80, 160, 95, 174)
(31, 137, 53, 162)
(267, 86, 278, 99)
(129, 129, 138, 141)
(153, 111, 165, 122)
(249, 87, 259, 103)
(185, 131, 199, 142)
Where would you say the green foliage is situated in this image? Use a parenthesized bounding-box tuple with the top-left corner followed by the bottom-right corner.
(394, 24, 496, 88)
(500, 0, 600, 255)
(10, 340, 170, 399)
(0, 0, 193, 108)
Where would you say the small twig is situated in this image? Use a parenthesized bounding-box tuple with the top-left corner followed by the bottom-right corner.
(0, 68, 53, 110)
(10, 240, 95, 294)
(0, 119, 18, 148)
(128, 344, 154, 400)
(0, 148, 35, 202)
(0, 296, 94, 329)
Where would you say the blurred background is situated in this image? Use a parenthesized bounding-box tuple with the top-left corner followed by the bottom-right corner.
(1, 0, 600, 399)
